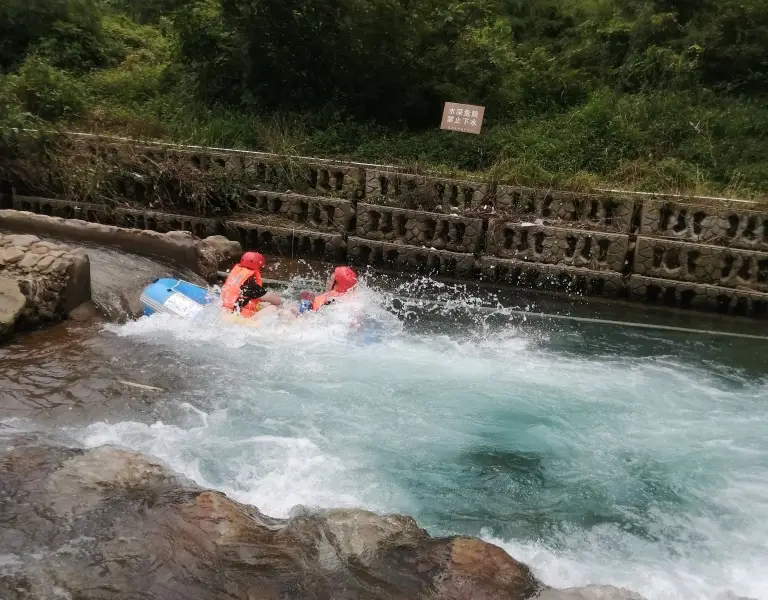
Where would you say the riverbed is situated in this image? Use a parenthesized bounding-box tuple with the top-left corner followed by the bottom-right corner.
(2, 248, 767, 600)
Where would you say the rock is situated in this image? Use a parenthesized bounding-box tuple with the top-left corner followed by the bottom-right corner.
(0, 431, 547, 600)
(38, 309, 56, 320)
(8, 234, 40, 248)
(61, 252, 91, 313)
(537, 585, 647, 599)
(28, 246, 50, 255)
(30, 241, 60, 251)
(0, 276, 26, 339)
(1, 247, 25, 264)
(17, 252, 41, 270)
(197, 235, 243, 283)
(34, 254, 56, 272)
(432, 238, 447, 251)
(68, 300, 101, 322)
(47, 258, 69, 275)
(166, 230, 196, 241)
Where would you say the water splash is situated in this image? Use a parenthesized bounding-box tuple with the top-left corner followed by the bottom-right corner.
(71, 274, 768, 600)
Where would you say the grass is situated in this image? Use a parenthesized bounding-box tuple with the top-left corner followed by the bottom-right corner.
(67, 94, 768, 202)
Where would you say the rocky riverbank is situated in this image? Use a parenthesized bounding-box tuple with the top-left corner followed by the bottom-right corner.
(0, 427, 646, 600)
(0, 211, 244, 339)
(0, 210, 242, 284)
(0, 233, 90, 339)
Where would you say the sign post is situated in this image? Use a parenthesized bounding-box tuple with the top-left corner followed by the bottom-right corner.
(440, 102, 485, 135)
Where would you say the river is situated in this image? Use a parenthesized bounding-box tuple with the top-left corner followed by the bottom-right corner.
(2, 247, 768, 600)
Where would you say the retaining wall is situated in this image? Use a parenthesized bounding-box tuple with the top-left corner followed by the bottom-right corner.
(485, 221, 628, 273)
(5, 134, 768, 319)
(640, 198, 768, 250)
(0, 232, 91, 335)
(356, 203, 483, 253)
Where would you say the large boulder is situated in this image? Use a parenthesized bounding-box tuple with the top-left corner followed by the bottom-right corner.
(197, 235, 243, 282)
(0, 275, 26, 338)
(0, 232, 92, 332)
(0, 430, 545, 600)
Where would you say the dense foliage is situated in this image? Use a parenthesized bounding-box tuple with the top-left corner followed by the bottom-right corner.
(1, 0, 767, 195)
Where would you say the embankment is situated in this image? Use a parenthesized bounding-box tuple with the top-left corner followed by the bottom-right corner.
(0, 210, 241, 337)
(3, 132, 768, 318)
(0, 233, 90, 339)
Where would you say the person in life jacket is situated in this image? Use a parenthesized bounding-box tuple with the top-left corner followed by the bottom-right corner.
(310, 266, 358, 311)
(220, 252, 282, 318)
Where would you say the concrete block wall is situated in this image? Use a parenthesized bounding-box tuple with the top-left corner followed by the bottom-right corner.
(485, 222, 628, 273)
(480, 257, 627, 298)
(641, 198, 768, 251)
(347, 237, 476, 279)
(355, 203, 483, 253)
(493, 188, 636, 233)
(364, 170, 491, 212)
(5, 135, 768, 318)
(225, 219, 346, 262)
(244, 191, 354, 233)
(628, 275, 768, 318)
(634, 236, 768, 292)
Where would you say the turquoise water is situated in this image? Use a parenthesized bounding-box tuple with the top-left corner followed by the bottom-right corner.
(74, 283, 768, 600)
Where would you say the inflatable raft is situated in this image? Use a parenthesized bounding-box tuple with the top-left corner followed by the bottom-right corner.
(140, 278, 213, 318)
(138, 277, 383, 342)
(139, 277, 282, 327)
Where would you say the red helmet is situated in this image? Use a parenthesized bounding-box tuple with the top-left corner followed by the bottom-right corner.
(239, 252, 266, 271)
(331, 266, 358, 293)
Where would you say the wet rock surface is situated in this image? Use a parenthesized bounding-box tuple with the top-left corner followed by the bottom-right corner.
(0, 429, 545, 600)
(0, 210, 241, 288)
(0, 233, 91, 337)
(0, 275, 26, 337)
(197, 234, 243, 282)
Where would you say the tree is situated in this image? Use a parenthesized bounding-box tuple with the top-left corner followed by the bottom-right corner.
(0, 0, 107, 73)
(174, 0, 507, 125)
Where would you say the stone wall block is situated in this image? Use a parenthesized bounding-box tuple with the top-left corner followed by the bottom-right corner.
(429, 178, 492, 212)
(493, 188, 634, 232)
(479, 256, 627, 298)
(486, 221, 628, 272)
(629, 274, 768, 318)
(224, 220, 346, 262)
(365, 170, 429, 208)
(1, 247, 25, 264)
(355, 203, 484, 253)
(303, 164, 365, 200)
(633, 236, 768, 292)
(244, 191, 354, 233)
(641, 199, 768, 250)
(347, 237, 476, 279)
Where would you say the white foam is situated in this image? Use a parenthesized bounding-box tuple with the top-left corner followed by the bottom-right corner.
(82, 277, 768, 600)
(481, 529, 768, 600)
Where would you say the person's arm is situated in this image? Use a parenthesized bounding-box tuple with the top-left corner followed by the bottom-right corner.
(260, 292, 282, 307)
(236, 276, 272, 308)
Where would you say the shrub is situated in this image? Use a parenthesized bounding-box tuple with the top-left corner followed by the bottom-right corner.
(6, 56, 87, 121)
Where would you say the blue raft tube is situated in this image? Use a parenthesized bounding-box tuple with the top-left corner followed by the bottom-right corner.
(140, 278, 215, 318)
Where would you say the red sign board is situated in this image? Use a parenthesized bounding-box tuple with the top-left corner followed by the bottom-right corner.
(440, 102, 485, 134)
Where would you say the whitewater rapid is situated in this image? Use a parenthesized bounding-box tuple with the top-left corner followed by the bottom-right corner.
(18, 278, 766, 600)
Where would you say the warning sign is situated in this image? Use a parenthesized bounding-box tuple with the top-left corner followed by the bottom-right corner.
(440, 102, 485, 135)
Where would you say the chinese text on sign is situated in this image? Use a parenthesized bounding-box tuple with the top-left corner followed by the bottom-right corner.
(440, 103, 485, 135)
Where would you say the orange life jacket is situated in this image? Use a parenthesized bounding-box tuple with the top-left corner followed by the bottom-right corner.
(311, 289, 344, 311)
(220, 265, 264, 318)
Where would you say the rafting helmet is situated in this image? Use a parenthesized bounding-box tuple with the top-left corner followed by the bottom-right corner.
(239, 251, 266, 271)
(331, 266, 358, 293)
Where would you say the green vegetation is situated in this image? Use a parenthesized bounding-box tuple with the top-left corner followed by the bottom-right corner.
(1, 0, 768, 197)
